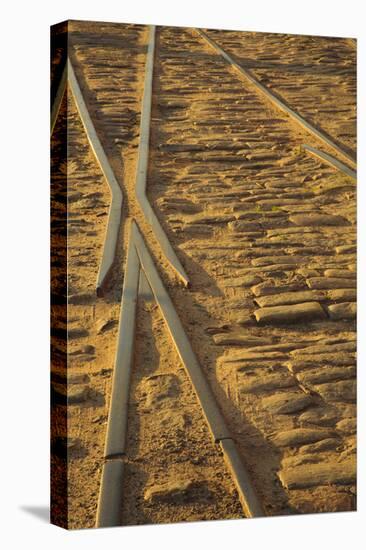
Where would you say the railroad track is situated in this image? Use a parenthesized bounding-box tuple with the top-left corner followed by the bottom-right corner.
(54, 21, 357, 529)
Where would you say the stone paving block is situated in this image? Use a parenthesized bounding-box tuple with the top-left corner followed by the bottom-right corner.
(289, 213, 348, 226)
(279, 459, 356, 489)
(261, 391, 314, 414)
(251, 282, 303, 297)
(286, 352, 355, 373)
(213, 333, 274, 346)
(144, 480, 195, 503)
(327, 302, 356, 320)
(327, 289, 356, 302)
(336, 417, 356, 435)
(254, 302, 327, 324)
(306, 277, 356, 290)
(335, 244, 356, 254)
(251, 256, 304, 267)
(314, 380, 356, 403)
(271, 427, 336, 447)
(238, 371, 297, 393)
(324, 269, 356, 278)
(296, 365, 356, 385)
(255, 290, 326, 308)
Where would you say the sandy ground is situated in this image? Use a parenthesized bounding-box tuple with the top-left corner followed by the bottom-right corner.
(51, 21, 356, 529)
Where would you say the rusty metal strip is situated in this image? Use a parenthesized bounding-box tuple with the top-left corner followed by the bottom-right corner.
(68, 58, 123, 294)
(220, 439, 264, 518)
(196, 29, 357, 168)
(302, 144, 356, 180)
(51, 62, 67, 135)
(135, 26, 190, 287)
(132, 220, 230, 442)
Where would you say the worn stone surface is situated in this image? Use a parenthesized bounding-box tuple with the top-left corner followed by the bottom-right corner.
(300, 437, 340, 453)
(289, 213, 348, 226)
(286, 352, 355, 373)
(68, 385, 92, 404)
(290, 341, 356, 356)
(144, 480, 195, 503)
(251, 282, 303, 297)
(327, 302, 356, 320)
(279, 460, 356, 489)
(306, 277, 356, 290)
(314, 380, 356, 403)
(68, 373, 90, 385)
(238, 371, 296, 393)
(63, 23, 357, 527)
(68, 327, 89, 339)
(299, 407, 339, 427)
(213, 333, 274, 346)
(69, 344, 95, 355)
(252, 255, 303, 267)
(254, 302, 327, 324)
(223, 275, 262, 287)
(296, 366, 356, 385)
(261, 392, 313, 414)
(327, 289, 357, 302)
(255, 290, 326, 308)
(324, 269, 355, 278)
(96, 318, 118, 334)
(336, 418, 356, 435)
(271, 428, 335, 447)
(335, 244, 356, 254)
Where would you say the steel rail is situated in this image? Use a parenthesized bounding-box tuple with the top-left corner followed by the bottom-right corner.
(96, 223, 140, 528)
(220, 439, 264, 518)
(196, 29, 357, 168)
(135, 25, 190, 287)
(132, 220, 264, 518)
(132, 220, 230, 443)
(302, 144, 356, 180)
(96, 460, 125, 528)
(97, 219, 264, 524)
(50, 62, 67, 135)
(68, 58, 123, 294)
(102, 224, 140, 459)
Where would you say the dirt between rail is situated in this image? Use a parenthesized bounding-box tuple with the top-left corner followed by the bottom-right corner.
(53, 20, 356, 529)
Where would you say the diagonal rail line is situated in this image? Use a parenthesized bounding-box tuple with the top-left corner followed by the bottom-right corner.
(302, 144, 356, 180)
(196, 29, 357, 168)
(135, 25, 190, 287)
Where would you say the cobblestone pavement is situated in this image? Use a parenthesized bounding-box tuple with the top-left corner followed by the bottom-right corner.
(51, 21, 356, 528)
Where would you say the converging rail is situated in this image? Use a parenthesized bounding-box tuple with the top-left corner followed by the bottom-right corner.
(196, 29, 357, 169)
(67, 60, 124, 294)
(51, 59, 124, 294)
(135, 25, 190, 287)
(96, 219, 264, 527)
